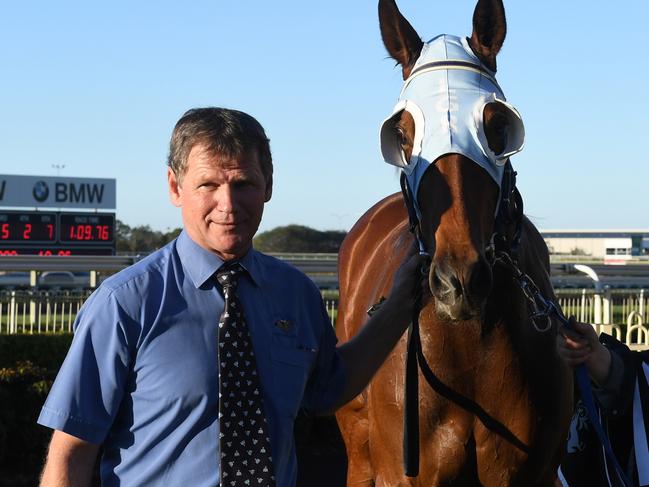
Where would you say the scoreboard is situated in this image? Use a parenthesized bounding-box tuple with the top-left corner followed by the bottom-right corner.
(0, 210, 115, 256)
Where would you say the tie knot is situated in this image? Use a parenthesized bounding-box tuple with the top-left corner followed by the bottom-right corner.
(216, 262, 245, 289)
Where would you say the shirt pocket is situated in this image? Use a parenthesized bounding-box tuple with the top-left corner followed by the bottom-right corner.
(269, 338, 316, 419)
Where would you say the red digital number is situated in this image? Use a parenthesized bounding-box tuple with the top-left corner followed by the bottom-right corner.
(1, 250, 18, 256)
(47, 224, 54, 239)
(39, 250, 53, 256)
(72, 225, 93, 240)
(23, 223, 32, 240)
(98, 225, 109, 240)
(57, 250, 71, 256)
(1, 223, 9, 240)
(71, 225, 84, 240)
(62, 219, 112, 242)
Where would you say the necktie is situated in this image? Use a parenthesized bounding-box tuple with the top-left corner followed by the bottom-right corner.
(216, 262, 275, 487)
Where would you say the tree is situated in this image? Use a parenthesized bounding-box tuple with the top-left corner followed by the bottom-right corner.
(115, 220, 182, 253)
(253, 225, 346, 253)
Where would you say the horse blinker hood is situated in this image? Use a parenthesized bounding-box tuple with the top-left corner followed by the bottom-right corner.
(380, 34, 525, 218)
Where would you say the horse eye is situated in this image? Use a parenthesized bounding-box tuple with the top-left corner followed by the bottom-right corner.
(485, 113, 509, 155)
(396, 128, 407, 147)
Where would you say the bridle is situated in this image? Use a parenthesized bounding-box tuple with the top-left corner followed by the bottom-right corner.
(399, 157, 522, 263)
(397, 152, 539, 477)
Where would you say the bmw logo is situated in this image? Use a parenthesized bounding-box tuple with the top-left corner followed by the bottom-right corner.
(33, 181, 49, 202)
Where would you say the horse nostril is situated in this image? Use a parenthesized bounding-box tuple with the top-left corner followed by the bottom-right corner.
(430, 264, 462, 299)
(466, 258, 493, 299)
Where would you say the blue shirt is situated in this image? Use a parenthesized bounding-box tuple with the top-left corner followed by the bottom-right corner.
(38, 231, 346, 486)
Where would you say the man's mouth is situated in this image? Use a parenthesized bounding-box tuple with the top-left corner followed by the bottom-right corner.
(211, 221, 241, 229)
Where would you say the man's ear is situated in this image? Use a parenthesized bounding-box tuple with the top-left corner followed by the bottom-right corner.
(168, 167, 182, 207)
(264, 174, 273, 202)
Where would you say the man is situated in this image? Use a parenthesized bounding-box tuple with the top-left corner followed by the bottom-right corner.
(38, 107, 424, 486)
(557, 319, 649, 487)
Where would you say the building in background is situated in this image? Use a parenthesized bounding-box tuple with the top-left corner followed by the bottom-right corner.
(541, 230, 649, 263)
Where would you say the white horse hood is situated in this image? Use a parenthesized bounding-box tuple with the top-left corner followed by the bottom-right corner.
(380, 34, 525, 217)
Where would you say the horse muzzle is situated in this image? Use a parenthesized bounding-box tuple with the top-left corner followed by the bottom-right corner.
(429, 257, 492, 321)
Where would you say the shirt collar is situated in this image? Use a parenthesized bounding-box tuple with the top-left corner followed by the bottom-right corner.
(176, 230, 261, 288)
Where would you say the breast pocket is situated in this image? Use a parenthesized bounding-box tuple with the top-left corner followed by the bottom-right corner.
(270, 342, 316, 419)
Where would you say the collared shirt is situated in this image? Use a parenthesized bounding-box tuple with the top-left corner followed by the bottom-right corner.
(38, 231, 346, 487)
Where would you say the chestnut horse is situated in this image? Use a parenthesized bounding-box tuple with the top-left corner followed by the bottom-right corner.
(336, 1, 573, 486)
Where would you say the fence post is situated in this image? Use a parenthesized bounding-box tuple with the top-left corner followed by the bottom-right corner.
(640, 289, 645, 319)
(580, 289, 586, 323)
(602, 289, 611, 325)
(598, 288, 616, 337)
(30, 270, 37, 327)
(45, 294, 51, 333)
(593, 292, 602, 328)
(9, 291, 16, 334)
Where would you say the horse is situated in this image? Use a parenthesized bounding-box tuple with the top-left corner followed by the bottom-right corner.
(335, 1, 573, 485)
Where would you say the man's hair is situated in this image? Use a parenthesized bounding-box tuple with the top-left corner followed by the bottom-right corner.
(167, 107, 272, 182)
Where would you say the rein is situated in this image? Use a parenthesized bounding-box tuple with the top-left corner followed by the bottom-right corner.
(397, 160, 632, 486)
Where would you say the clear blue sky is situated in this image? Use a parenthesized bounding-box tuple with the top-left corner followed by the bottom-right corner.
(1, 1, 647, 233)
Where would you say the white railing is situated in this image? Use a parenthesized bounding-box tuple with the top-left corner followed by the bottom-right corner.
(2, 289, 647, 350)
(0, 289, 341, 334)
(0, 289, 92, 334)
(556, 289, 648, 350)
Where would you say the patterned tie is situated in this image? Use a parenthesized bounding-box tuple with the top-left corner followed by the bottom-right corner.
(216, 262, 275, 487)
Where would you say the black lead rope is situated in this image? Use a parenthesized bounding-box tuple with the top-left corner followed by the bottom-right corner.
(403, 302, 421, 477)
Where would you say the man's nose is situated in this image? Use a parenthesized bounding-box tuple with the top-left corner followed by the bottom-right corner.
(216, 184, 236, 213)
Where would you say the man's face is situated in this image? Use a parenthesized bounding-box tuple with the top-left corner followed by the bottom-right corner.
(168, 143, 272, 261)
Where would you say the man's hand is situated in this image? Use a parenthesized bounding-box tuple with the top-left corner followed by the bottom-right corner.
(556, 317, 612, 386)
(386, 248, 429, 314)
(333, 248, 427, 410)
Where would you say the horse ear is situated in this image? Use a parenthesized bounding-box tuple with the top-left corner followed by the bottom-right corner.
(468, 0, 507, 72)
(378, 0, 423, 80)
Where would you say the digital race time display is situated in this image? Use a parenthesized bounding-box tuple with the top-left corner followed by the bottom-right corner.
(59, 213, 114, 243)
(0, 210, 115, 255)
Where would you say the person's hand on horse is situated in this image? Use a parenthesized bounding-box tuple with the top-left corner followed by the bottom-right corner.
(389, 243, 429, 314)
(557, 317, 612, 386)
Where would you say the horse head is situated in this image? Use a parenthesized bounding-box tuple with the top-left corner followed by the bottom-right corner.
(378, 0, 525, 321)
